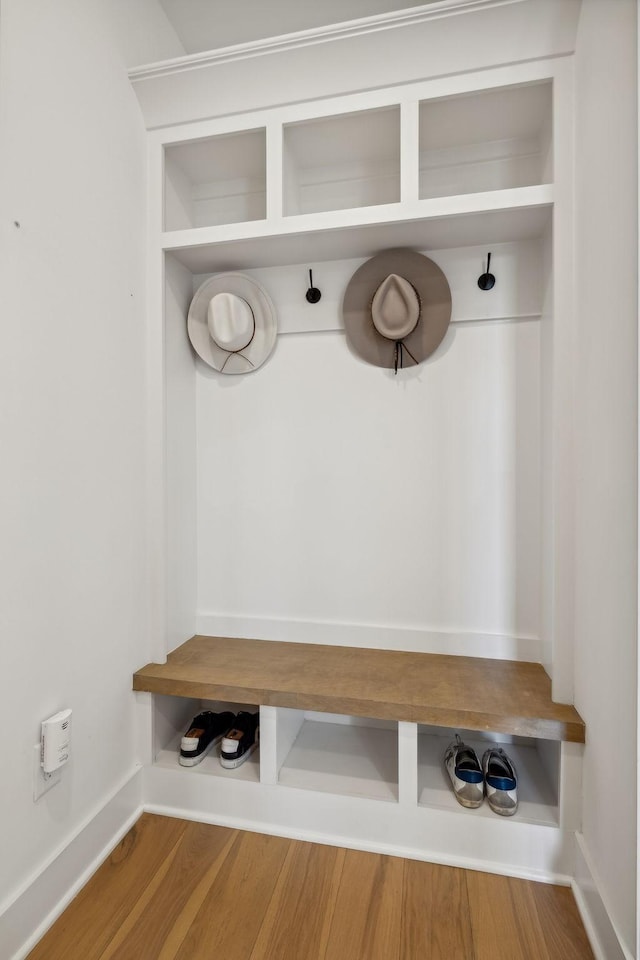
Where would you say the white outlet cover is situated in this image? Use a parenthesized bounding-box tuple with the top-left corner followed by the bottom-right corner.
(33, 743, 61, 802)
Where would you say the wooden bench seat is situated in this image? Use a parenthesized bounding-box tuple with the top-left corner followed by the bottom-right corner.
(133, 635, 585, 743)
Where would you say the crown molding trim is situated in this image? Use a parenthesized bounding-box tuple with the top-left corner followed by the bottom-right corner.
(129, 0, 526, 82)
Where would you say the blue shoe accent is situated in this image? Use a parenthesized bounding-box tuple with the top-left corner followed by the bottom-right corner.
(456, 766, 484, 785)
(486, 774, 517, 791)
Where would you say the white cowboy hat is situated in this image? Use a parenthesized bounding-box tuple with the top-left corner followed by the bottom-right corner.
(188, 272, 277, 374)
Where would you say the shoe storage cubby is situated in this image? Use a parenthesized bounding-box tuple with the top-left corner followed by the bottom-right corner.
(164, 128, 267, 231)
(147, 695, 559, 820)
(418, 81, 553, 200)
(282, 105, 400, 216)
(273, 709, 399, 803)
(417, 726, 560, 827)
(152, 695, 261, 784)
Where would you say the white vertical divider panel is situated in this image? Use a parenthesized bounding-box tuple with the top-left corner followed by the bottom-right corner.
(548, 56, 576, 704)
(276, 708, 305, 781)
(135, 692, 154, 767)
(265, 119, 283, 222)
(557, 741, 583, 832)
(540, 217, 554, 682)
(278, 709, 306, 768)
(151, 694, 198, 760)
(164, 254, 198, 654)
(400, 99, 419, 204)
(398, 721, 418, 806)
(147, 137, 169, 663)
(259, 705, 306, 785)
(258, 705, 278, 784)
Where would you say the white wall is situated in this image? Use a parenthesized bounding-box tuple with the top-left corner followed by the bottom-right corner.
(573, 0, 638, 954)
(158, 0, 437, 55)
(0, 0, 168, 927)
(108, 0, 185, 66)
(195, 291, 543, 659)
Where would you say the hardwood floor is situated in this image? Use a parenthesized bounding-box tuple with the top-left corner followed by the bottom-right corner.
(27, 814, 595, 960)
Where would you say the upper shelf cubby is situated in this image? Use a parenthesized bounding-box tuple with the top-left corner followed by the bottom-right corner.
(158, 70, 557, 264)
(283, 105, 400, 216)
(164, 128, 267, 231)
(419, 81, 553, 200)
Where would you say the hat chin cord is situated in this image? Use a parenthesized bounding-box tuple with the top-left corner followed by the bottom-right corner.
(218, 317, 256, 372)
(393, 338, 419, 375)
(206, 292, 257, 373)
(220, 345, 254, 372)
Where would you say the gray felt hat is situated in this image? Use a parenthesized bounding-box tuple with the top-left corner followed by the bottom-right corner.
(342, 248, 452, 371)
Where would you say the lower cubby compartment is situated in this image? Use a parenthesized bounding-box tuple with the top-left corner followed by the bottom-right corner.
(275, 710, 398, 803)
(148, 696, 568, 830)
(152, 695, 261, 784)
(417, 725, 559, 826)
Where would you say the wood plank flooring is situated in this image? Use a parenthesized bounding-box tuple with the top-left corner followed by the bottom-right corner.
(27, 814, 595, 960)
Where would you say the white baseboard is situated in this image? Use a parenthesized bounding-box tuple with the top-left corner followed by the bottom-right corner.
(142, 764, 575, 883)
(2, 767, 143, 960)
(145, 797, 573, 886)
(572, 833, 635, 960)
(195, 613, 541, 662)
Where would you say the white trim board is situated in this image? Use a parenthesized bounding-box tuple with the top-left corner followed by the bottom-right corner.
(572, 833, 635, 960)
(128, 0, 528, 80)
(1, 768, 143, 960)
(130, 6, 580, 131)
(194, 614, 541, 661)
(144, 803, 573, 885)
(143, 766, 575, 884)
(191, 239, 544, 336)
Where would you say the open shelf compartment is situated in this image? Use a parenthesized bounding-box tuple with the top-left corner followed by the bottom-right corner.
(283, 105, 400, 216)
(418, 725, 560, 827)
(164, 128, 267, 231)
(276, 709, 399, 803)
(152, 695, 261, 784)
(419, 81, 553, 200)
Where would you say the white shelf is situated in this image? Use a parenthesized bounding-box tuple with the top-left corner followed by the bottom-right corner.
(419, 82, 553, 199)
(283, 106, 400, 216)
(164, 128, 266, 231)
(278, 719, 398, 803)
(159, 80, 553, 261)
(156, 732, 260, 783)
(163, 186, 552, 273)
(418, 730, 559, 827)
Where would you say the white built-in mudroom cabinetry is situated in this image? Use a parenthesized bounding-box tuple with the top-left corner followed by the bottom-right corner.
(132, 0, 588, 883)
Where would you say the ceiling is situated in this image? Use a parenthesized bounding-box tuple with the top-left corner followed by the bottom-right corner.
(158, 0, 436, 55)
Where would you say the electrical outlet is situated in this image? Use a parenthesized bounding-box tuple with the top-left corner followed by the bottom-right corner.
(33, 743, 61, 801)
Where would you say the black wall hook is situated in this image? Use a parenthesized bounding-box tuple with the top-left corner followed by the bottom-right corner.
(478, 252, 496, 291)
(305, 269, 321, 304)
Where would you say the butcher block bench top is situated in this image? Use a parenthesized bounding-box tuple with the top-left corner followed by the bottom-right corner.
(133, 635, 585, 743)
